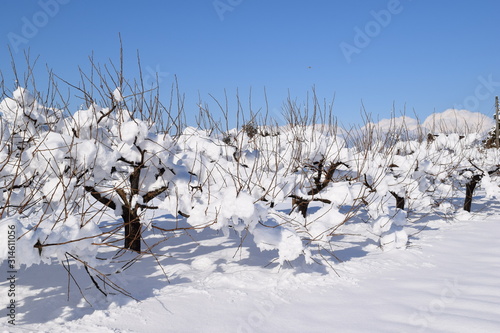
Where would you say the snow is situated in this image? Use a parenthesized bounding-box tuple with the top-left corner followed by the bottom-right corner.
(113, 87, 123, 102)
(423, 109, 494, 135)
(1, 209, 499, 332)
(120, 120, 148, 144)
(364, 109, 495, 138)
(363, 115, 421, 137)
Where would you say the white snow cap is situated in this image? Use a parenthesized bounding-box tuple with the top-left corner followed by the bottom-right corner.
(113, 87, 123, 102)
(423, 109, 494, 135)
(367, 109, 494, 137)
(12, 86, 36, 105)
(364, 115, 421, 133)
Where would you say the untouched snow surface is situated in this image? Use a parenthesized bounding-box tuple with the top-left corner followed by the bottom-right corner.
(1, 210, 499, 333)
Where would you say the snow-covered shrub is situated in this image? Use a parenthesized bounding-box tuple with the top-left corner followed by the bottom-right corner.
(371, 209, 408, 250)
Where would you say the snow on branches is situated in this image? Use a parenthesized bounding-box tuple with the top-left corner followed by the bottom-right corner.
(1, 86, 499, 277)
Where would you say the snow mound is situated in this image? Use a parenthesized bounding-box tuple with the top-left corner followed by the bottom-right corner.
(423, 108, 494, 135)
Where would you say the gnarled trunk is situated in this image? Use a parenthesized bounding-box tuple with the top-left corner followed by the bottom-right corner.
(390, 191, 405, 210)
(464, 175, 482, 212)
(122, 206, 141, 252)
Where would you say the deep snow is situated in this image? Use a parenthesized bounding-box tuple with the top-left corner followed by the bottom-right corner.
(2, 206, 499, 333)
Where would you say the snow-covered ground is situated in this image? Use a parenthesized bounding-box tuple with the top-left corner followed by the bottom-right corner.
(2, 205, 499, 333)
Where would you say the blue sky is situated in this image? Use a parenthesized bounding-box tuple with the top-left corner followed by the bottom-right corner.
(1, 0, 499, 128)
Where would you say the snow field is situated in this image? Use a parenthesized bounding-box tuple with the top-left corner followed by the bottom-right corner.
(2, 211, 499, 332)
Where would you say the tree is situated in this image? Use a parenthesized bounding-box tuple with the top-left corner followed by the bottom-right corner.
(56, 61, 188, 253)
(484, 96, 499, 148)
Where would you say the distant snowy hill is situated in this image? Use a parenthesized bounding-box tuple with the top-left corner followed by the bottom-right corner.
(364, 109, 494, 136)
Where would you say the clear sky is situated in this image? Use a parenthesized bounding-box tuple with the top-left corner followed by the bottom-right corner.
(1, 0, 499, 128)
